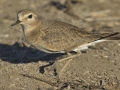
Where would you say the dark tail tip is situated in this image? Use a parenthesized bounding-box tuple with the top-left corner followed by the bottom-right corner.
(98, 32, 120, 40)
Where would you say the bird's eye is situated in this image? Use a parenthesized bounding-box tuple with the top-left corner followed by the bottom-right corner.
(28, 14, 32, 19)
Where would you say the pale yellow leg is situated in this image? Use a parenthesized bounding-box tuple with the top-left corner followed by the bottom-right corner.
(50, 52, 79, 71)
(55, 51, 81, 80)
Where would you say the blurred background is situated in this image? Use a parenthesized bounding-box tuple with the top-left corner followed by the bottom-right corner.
(0, 0, 120, 90)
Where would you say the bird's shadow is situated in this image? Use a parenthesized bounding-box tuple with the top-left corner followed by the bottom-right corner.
(0, 42, 65, 73)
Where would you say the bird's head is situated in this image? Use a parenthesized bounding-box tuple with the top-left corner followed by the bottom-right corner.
(11, 9, 39, 28)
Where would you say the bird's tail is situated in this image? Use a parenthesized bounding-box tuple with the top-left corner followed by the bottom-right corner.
(73, 32, 120, 52)
(90, 32, 120, 41)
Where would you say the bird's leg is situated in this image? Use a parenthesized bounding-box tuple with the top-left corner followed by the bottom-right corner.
(49, 52, 72, 72)
(56, 51, 81, 80)
(50, 51, 81, 81)
(58, 51, 81, 62)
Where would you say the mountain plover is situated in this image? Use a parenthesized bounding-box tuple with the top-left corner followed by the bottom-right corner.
(11, 9, 120, 79)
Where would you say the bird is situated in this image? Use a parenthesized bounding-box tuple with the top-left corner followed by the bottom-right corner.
(11, 9, 120, 79)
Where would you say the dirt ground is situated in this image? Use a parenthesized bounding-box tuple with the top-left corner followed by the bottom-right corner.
(0, 0, 120, 90)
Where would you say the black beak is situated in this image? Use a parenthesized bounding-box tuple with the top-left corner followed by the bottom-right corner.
(11, 20, 21, 26)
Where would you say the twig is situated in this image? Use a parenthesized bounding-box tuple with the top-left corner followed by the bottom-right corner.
(21, 74, 59, 87)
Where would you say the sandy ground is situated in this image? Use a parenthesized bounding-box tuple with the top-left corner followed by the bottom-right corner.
(0, 0, 120, 90)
